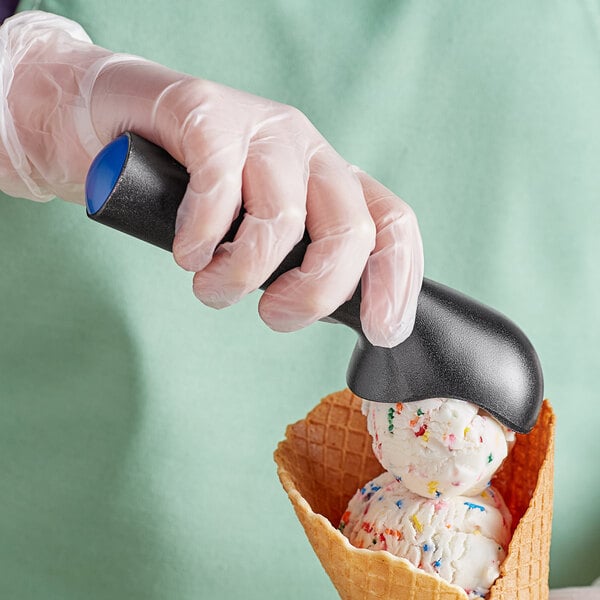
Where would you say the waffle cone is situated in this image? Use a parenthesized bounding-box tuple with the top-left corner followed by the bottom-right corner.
(274, 389, 555, 600)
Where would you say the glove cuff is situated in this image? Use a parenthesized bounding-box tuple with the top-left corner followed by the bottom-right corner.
(0, 11, 86, 200)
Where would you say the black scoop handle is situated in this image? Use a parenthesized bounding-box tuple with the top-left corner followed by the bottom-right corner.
(87, 132, 361, 330)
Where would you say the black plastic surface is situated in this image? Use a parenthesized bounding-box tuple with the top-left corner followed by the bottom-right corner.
(86, 132, 189, 251)
(86, 132, 544, 433)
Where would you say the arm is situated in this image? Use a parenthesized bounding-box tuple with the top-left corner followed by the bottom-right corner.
(0, 10, 424, 347)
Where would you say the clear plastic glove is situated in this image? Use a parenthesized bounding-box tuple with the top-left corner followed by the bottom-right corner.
(0, 11, 424, 347)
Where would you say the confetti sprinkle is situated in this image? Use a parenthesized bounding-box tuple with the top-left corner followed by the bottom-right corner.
(395, 500, 403, 509)
(411, 514, 423, 533)
(415, 424, 428, 437)
(416, 408, 424, 416)
(385, 528, 403, 540)
(339, 510, 351, 532)
(487, 453, 493, 463)
(387, 407, 395, 433)
(464, 502, 486, 512)
(423, 543, 430, 551)
(433, 559, 442, 569)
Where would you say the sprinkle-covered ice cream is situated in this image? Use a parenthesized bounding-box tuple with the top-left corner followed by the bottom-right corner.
(340, 471, 512, 599)
(362, 398, 515, 498)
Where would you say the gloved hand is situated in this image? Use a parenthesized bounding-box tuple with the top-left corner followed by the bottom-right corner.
(0, 11, 424, 347)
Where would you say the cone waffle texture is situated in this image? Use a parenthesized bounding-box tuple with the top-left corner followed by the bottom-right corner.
(274, 389, 555, 600)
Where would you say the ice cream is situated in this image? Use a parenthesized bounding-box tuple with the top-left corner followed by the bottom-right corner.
(340, 471, 512, 599)
(275, 389, 556, 600)
(362, 398, 516, 498)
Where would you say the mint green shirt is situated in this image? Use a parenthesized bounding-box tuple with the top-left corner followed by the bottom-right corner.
(2, 1, 599, 597)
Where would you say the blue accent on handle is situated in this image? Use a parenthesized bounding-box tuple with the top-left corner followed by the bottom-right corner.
(85, 134, 130, 215)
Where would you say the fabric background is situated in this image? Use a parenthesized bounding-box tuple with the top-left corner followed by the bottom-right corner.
(1, 1, 599, 597)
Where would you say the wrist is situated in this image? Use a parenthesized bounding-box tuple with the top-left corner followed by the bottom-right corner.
(1, 11, 112, 202)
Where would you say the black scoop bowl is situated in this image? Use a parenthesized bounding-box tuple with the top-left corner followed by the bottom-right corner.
(86, 132, 544, 433)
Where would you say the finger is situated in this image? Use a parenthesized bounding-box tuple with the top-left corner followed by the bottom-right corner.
(356, 169, 424, 347)
(172, 126, 247, 272)
(258, 149, 376, 332)
(192, 139, 307, 308)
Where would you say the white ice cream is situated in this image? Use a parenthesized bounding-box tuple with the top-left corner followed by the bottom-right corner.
(340, 471, 512, 599)
(362, 398, 515, 498)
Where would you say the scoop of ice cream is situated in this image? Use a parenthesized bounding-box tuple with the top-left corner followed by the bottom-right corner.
(340, 472, 511, 599)
(362, 398, 515, 498)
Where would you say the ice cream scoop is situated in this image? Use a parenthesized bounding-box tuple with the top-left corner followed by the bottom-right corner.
(362, 398, 515, 498)
(85, 132, 544, 433)
(340, 471, 512, 599)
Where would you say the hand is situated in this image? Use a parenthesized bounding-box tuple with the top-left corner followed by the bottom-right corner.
(2, 11, 424, 347)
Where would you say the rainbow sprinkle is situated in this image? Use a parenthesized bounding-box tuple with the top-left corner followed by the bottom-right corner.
(411, 514, 423, 533)
(385, 528, 403, 540)
(464, 502, 485, 512)
(387, 407, 395, 432)
(362, 521, 374, 533)
(339, 510, 351, 532)
(427, 481, 439, 495)
(415, 424, 428, 438)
